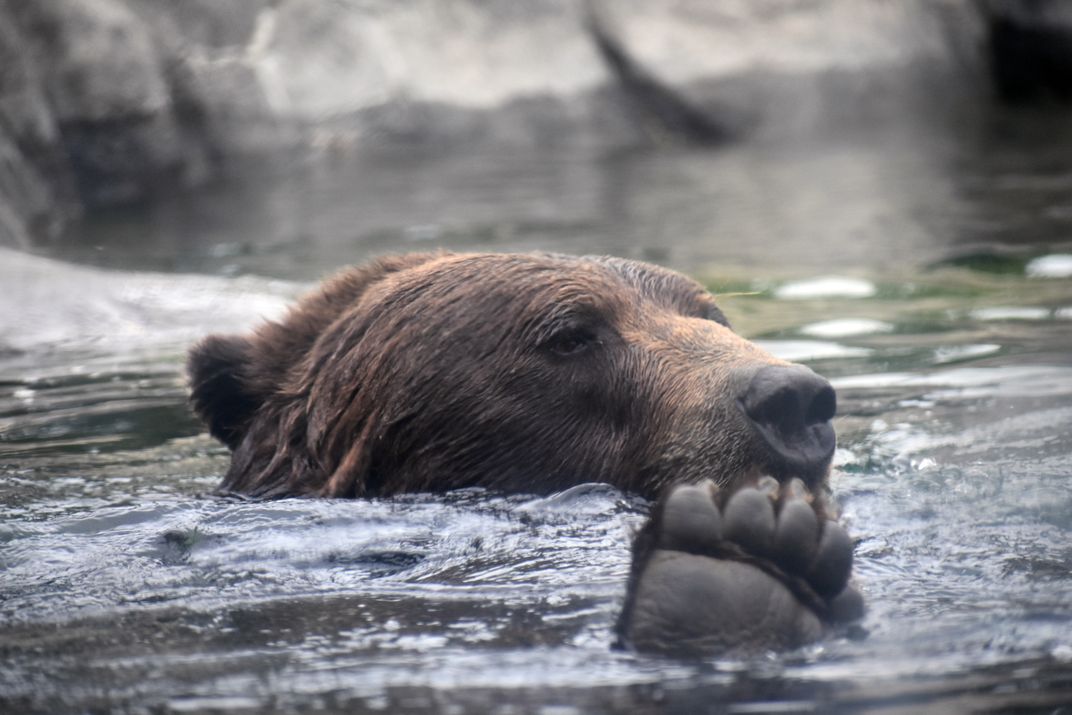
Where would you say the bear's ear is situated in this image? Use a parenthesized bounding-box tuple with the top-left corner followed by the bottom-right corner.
(187, 334, 259, 449)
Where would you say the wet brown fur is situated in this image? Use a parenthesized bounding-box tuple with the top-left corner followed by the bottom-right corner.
(188, 252, 800, 500)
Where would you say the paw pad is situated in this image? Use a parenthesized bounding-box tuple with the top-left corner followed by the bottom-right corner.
(656, 477, 861, 623)
(723, 487, 776, 558)
(658, 482, 723, 552)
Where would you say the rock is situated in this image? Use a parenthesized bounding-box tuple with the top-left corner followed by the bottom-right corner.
(0, 0, 1045, 246)
(0, 0, 223, 244)
(0, 2, 68, 246)
(11, 0, 215, 206)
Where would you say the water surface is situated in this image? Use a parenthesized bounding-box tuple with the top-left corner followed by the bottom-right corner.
(3, 111, 1072, 713)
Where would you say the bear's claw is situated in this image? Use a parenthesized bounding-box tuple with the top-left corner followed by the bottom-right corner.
(618, 478, 863, 656)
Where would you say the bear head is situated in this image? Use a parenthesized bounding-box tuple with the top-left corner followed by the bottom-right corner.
(188, 253, 836, 499)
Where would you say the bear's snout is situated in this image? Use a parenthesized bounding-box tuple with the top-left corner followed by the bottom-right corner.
(736, 364, 837, 485)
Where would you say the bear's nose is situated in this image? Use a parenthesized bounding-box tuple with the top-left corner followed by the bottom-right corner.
(737, 365, 837, 481)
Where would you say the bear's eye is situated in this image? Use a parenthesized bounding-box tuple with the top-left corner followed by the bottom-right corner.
(546, 328, 600, 358)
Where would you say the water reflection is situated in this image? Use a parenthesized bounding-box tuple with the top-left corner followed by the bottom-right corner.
(31, 105, 1072, 286)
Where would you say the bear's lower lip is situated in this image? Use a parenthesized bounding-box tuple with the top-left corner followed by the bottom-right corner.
(740, 417, 836, 490)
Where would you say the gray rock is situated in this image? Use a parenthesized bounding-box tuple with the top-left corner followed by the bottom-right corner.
(0, 1, 72, 246)
(0, 0, 1012, 246)
(0, 0, 216, 243)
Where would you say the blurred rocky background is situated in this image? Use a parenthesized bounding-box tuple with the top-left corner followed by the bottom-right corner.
(2, 0, 1071, 248)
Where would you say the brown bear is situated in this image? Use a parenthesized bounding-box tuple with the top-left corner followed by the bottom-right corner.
(188, 252, 862, 654)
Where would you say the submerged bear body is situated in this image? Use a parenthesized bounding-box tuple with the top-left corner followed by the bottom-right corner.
(188, 252, 861, 654)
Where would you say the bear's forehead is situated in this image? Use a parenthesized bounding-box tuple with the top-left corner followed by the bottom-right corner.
(383, 252, 717, 318)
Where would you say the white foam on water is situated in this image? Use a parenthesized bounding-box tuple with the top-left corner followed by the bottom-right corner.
(774, 276, 876, 299)
(755, 339, 871, 361)
(1026, 253, 1072, 278)
(969, 306, 1051, 322)
(932, 343, 1001, 364)
(800, 318, 893, 337)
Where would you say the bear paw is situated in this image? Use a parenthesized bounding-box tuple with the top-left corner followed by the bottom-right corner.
(617, 478, 864, 656)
